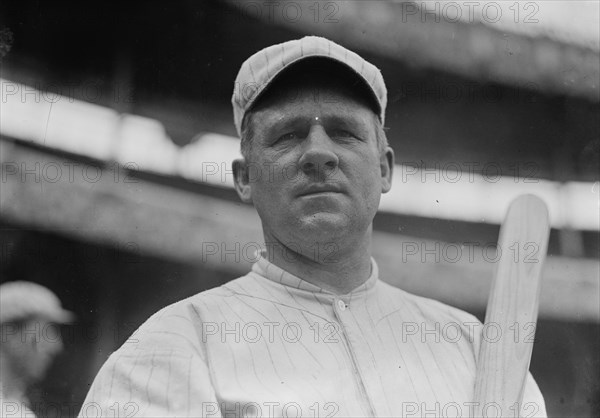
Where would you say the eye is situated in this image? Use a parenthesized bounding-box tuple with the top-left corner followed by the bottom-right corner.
(329, 129, 356, 139)
(277, 132, 301, 142)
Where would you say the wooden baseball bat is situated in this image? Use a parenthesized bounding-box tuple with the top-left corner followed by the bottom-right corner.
(473, 194, 550, 417)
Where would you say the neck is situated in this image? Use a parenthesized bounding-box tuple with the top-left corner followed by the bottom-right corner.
(0, 353, 28, 401)
(262, 227, 373, 294)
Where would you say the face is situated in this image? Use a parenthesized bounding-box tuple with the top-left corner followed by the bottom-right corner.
(233, 84, 394, 250)
(2, 317, 64, 383)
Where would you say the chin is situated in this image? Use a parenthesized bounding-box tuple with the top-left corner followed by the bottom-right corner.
(297, 213, 349, 235)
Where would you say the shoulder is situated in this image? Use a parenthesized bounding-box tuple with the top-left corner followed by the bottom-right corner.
(380, 281, 480, 323)
(115, 275, 258, 353)
(0, 390, 35, 418)
(378, 280, 481, 324)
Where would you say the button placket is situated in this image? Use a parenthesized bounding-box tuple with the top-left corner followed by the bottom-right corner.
(331, 296, 376, 417)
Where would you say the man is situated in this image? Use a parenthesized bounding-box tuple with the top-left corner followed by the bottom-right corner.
(81, 36, 546, 417)
(1, 281, 73, 417)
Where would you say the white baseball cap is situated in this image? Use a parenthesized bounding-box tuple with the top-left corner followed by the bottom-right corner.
(0, 281, 75, 324)
(232, 36, 387, 137)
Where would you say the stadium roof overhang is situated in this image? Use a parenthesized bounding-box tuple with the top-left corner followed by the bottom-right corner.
(223, 0, 599, 102)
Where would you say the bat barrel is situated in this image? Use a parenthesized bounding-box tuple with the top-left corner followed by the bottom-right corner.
(473, 194, 550, 416)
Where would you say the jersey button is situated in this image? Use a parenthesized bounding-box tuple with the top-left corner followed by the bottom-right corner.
(337, 300, 346, 311)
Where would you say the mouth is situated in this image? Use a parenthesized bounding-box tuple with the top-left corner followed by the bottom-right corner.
(300, 191, 340, 198)
(298, 184, 344, 197)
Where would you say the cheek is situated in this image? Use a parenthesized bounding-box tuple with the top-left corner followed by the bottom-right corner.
(354, 161, 384, 207)
(249, 156, 301, 189)
(348, 155, 382, 184)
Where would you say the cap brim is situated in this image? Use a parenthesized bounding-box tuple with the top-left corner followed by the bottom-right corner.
(49, 309, 76, 324)
(247, 56, 382, 120)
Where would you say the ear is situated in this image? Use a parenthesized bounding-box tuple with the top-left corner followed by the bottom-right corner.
(233, 158, 253, 203)
(380, 146, 394, 193)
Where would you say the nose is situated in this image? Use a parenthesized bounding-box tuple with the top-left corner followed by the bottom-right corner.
(51, 336, 64, 355)
(298, 126, 339, 177)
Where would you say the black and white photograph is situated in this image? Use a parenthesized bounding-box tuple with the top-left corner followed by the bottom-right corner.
(0, 1, 598, 417)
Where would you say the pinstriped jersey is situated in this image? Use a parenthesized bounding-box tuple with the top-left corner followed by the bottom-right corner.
(80, 256, 546, 417)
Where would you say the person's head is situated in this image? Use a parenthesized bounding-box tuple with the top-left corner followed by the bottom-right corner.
(231, 37, 394, 252)
(0, 281, 73, 385)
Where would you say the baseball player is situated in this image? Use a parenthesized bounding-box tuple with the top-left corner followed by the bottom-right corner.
(80, 36, 547, 417)
(1, 281, 74, 417)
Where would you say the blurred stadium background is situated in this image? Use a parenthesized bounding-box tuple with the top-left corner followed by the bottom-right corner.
(0, 1, 598, 416)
